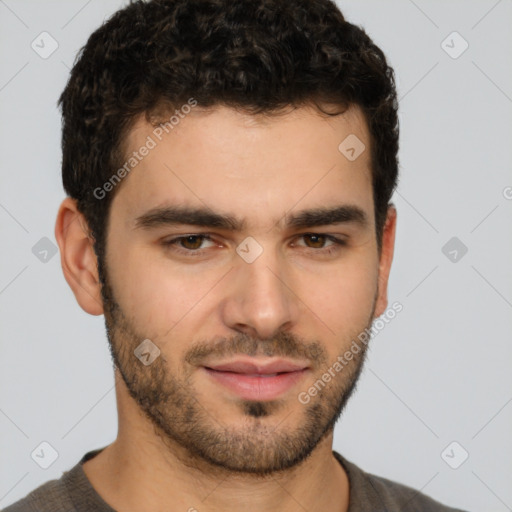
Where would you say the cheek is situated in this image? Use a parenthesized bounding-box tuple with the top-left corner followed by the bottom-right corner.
(300, 260, 378, 333)
(108, 244, 224, 337)
(108, 235, 379, 344)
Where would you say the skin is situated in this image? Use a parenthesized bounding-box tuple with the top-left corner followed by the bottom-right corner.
(55, 103, 396, 512)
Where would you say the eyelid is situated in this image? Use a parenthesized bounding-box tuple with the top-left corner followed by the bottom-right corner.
(292, 233, 347, 246)
(161, 232, 347, 256)
(162, 233, 218, 248)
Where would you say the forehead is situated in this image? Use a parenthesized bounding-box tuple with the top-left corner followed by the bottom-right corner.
(111, 103, 374, 231)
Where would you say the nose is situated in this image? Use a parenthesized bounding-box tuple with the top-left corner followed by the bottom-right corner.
(220, 245, 301, 340)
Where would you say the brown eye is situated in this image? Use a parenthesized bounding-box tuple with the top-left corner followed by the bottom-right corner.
(179, 235, 205, 250)
(303, 234, 327, 248)
(295, 233, 346, 255)
(162, 234, 216, 255)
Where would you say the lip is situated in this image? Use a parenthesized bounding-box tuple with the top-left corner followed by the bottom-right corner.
(202, 358, 310, 401)
(205, 358, 308, 374)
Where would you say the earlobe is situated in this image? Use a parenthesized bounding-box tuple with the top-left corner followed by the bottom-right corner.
(374, 205, 397, 318)
(54, 197, 104, 316)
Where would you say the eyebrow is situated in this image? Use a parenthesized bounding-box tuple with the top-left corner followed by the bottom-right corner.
(133, 203, 369, 232)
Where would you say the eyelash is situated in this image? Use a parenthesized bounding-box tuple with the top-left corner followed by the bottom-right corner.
(161, 233, 347, 257)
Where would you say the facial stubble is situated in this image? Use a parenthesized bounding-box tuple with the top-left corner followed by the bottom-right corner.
(100, 266, 377, 476)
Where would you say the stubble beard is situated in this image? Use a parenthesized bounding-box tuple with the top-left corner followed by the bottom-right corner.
(100, 267, 376, 476)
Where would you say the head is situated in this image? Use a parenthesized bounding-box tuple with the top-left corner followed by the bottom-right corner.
(55, 0, 399, 476)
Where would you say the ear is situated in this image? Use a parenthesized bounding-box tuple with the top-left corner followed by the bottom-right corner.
(54, 197, 104, 316)
(374, 205, 397, 318)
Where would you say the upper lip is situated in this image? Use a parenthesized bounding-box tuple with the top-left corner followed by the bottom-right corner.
(203, 358, 309, 374)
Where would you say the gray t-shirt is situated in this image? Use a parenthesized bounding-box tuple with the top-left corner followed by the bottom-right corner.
(2, 447, 467, 511)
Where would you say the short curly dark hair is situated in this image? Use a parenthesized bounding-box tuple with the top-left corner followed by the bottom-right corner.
(58, 0, 399, 285)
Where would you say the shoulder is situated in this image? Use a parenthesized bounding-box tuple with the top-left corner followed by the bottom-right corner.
(333, 451, 468, 512)
(1, 473, 75, 512)
(356, 470, 468, 511)
(2, 448, 114, 512)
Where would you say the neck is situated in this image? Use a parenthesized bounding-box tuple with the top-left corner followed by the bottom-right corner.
(82, 371, 350, 512)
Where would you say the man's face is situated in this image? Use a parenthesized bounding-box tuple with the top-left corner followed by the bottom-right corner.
(100, 104, 391, 475)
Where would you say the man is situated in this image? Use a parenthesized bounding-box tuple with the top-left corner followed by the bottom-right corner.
(4, 0, 467, 510)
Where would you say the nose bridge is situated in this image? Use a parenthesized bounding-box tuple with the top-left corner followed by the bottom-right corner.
(222, 238, 300, 338)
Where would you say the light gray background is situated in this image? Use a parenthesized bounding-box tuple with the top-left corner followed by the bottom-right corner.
(1, 1, 511, 511)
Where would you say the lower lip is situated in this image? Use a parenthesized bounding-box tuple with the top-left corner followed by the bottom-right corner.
(202, 367, 309, 401)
